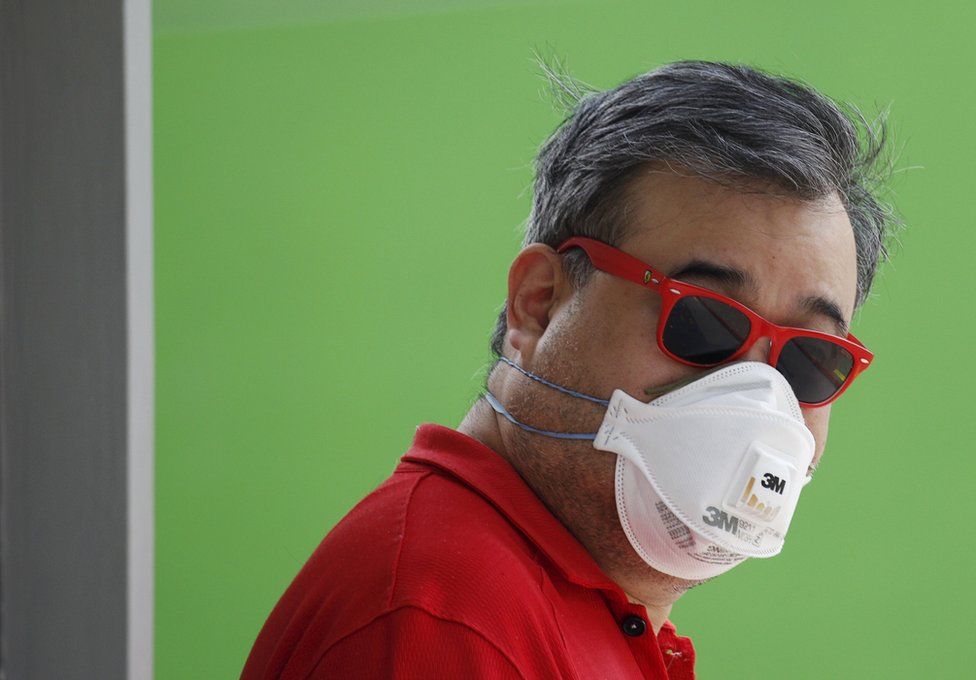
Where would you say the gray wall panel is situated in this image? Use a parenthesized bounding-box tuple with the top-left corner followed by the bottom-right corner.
(0, 1, 153, 678)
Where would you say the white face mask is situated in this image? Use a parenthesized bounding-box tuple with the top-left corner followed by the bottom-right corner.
(485, 359, 816, 581)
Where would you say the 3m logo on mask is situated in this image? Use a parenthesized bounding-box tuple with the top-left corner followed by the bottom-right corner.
(731, 474, 784, 522)
(761, 473, 786, 494)
(702, 507, 739, 535)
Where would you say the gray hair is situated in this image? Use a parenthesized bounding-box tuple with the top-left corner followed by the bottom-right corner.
(488, 59, 899, 357)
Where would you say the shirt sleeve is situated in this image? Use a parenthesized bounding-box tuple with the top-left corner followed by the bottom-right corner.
(307, 605, 525, 680)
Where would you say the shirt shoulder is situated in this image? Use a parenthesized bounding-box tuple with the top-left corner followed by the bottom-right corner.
(242, 463, 572, 679)
(307, 604, 526, 679)
(387, 462, 551, 611)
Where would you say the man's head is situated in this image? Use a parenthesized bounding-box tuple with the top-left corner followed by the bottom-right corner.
(471, 60, 897, 604)
(490, 60, 894, 357)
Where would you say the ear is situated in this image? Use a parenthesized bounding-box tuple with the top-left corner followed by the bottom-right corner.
(505, 243, 569, 364)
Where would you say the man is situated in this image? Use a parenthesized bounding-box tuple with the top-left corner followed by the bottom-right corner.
(242, 60, 895, 679)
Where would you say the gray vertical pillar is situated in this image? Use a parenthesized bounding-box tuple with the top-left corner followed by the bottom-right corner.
(123, 0, 155, 677)
(0, 1, 154, 678)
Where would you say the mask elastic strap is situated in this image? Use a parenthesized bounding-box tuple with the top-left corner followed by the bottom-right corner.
(496, 355, 610, 406)
(484, 391, 597, 441)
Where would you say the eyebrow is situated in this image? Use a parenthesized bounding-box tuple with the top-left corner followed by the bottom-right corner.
(800, 295, 849, 336)
(667, 258, 850, 337)
(669, 260, 752, 290)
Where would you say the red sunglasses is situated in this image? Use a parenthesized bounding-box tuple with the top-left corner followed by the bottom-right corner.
(556, 237, 873, 407)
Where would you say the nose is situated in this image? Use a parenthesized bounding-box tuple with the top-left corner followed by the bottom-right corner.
(739, 336, 773, 365)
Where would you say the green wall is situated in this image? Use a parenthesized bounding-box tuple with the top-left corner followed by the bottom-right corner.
(154, 1, 974, 677)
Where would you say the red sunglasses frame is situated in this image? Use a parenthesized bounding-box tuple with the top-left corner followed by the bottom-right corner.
(555, 236, 873, 407)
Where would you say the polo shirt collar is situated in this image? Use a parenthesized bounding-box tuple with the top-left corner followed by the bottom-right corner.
(401, 422, 632, 601)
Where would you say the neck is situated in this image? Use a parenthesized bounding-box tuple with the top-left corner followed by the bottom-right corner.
(457, 396, 685, 636)
(457, 396, 508, 464)
(620, 580, 677, 635)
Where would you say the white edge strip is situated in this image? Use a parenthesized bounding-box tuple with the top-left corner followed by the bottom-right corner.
(124, 0, 155, 677)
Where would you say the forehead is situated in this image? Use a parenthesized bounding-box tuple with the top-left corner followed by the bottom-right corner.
(617, 167, 859, 321)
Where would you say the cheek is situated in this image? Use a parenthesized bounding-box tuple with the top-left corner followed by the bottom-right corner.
(572, 284, 707, 399)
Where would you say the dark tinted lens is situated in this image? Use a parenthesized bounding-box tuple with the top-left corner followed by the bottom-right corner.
(662, 296, 751, 364)
(777, 336, 855, 404)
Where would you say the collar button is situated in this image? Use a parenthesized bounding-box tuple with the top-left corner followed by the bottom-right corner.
(621, 614, 647, 637)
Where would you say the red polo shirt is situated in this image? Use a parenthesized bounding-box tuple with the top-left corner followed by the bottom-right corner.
(242, 423, 696, 679)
